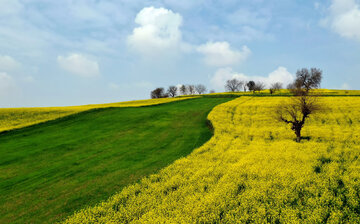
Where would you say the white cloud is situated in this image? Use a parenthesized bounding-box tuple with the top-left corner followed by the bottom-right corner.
(322, 0, 360, 41)
(0, 55, 21, 71)
(210, 67, 242, 90)
(197, 42, 251, 67)
(127, 7, 183, 56)
(267, 67, 295, 86)
(210, 66, 294, 91)
(57, 54, 100, 78)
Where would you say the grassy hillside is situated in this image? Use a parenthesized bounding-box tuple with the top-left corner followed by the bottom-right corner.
(65, 96, 360, 223)
(0, 97, 194, 133)
(0, 97, 232, 223)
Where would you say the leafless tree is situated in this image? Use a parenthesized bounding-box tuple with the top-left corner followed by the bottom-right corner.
(287, 82, 295, 90)
(253, 82, 265, 93)
(270, 82, 283, 94)
(167, 86, 178, 97)
(276, 68, 323, 142)
(291, 68, 322, 96)
(188, 85, 196, 95)
(225, 79, 243, 92)
(276, 96, 320, 142)
(151, 87, 167, 99)
(179, 85, 187, 95)
(273, 82, 283, 90)
(210, 89, 216, 93)
(195, 84, 207, 94)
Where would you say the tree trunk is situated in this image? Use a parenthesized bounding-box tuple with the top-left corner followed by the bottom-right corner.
(295, 129, 301, 142)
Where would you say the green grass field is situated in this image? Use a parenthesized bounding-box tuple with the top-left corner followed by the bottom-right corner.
(0, 97, 233, 223)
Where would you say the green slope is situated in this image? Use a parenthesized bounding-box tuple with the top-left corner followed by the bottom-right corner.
(0, 97, 233, 223)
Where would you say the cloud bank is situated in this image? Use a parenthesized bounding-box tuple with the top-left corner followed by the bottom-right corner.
(210, 67, 294, 91)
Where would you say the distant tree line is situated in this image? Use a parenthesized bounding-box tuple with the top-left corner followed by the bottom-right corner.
(151, 78, 286, 99)
(151, 84, 209, 99)
(225, 79, 283, 94)
(150, 67, 324, 143)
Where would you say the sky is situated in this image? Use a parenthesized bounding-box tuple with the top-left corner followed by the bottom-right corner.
(0, 0, 360, 107)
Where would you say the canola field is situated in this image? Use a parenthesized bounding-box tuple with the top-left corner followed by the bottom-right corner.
(65, 96, 360, 223)
(206, 89, 360, 97)
(0, 97, 194, 133)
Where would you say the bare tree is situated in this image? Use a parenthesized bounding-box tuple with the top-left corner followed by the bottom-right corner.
(167, 86, 178, 97)
(291, 68, 322, 95)
(246, 81, 256, 93)
(210, 89, 216, 93)
(287, 82, 295, 90)
(195, 84, 207, 94)
(253, 82, 265, 93)
(179, 85, 187, 95)
(225, 79, 243, 92)
(270, 82, 283, 94)
(273, 82, 283, 90)
(188, 85, 196, 95)
(151, 87, 167, 99)
(276, 68, 323, 142)
(276, 96, 320, 142)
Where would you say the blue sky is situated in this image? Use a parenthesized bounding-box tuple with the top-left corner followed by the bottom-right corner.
(0, 0, 360, 107)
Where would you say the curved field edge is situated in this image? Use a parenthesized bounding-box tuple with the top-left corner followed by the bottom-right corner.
(0, 97, 232, 224)
(64, 96, 360, 223)
(0, 96, 196, 133)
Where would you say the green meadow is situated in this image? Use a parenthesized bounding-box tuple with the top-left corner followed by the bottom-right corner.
(0, 97, 233, 223)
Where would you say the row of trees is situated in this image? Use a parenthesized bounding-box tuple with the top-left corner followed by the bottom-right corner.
(152, 79, 285, 99)
(225, 68, 323, 143)
(225, 79, 283, 94)
(151, 84, 211, 98)
(223, 68, 323, 143)
(150, 68, 323, 143)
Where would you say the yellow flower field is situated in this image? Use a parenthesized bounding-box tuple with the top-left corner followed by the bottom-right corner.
(206, 89, 360, 96)
(0, 97, 194, 133)
(65, 96, 360, 223)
